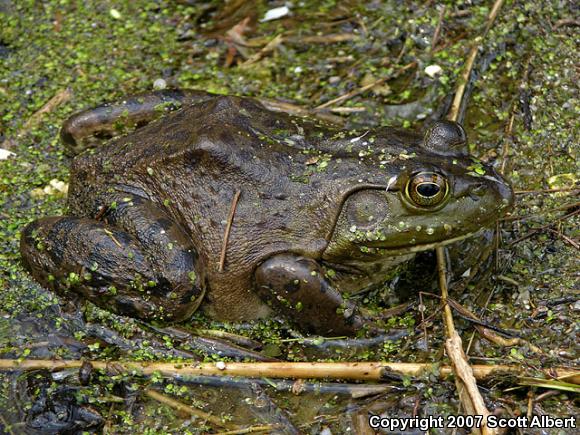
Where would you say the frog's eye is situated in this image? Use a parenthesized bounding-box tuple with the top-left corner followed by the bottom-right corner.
(405, 172, 449, 207)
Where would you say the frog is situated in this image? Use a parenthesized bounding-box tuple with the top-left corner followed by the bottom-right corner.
(20, 90, 514, 337)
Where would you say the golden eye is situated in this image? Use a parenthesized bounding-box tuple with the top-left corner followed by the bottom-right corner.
(406, 172, 449, 207)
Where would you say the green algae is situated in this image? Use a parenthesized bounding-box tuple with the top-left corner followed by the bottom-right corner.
(0, 0, 578, 432)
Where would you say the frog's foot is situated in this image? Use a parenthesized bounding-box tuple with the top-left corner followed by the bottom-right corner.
(255, 253, 368, 336)
(20, 195, 205, 322)
(61, 89, 216, 154)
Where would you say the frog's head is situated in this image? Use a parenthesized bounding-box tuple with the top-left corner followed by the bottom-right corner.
(328, 121, 514, 256)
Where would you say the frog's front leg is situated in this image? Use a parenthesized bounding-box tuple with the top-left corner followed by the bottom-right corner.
(61, 89, 215, 154)
(254, 254, 366, 336)
(20, 194, 205, 322)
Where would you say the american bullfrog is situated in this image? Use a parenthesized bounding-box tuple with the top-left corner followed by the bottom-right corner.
(20, 90, 514, 336)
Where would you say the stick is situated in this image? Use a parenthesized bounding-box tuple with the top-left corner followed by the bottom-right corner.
(0, 359, 578, 384)
(2, 88, 72, 149)
(431, 6, 446, 51)
(447, 0, 505, 123)
(219, 189, 241, 272)
(145, 389, 238, 429)
(442, 3, 506, 432)
(446, 43, 479, 123)
(213, 425, 281, 435)
(509, 209, 580, 246)
(514, 187, 579, 195)
(23, 88, 73, 130)
(315, 62, 416, 109)
(446, 332, 492, 430)
(241, 34, 284, 66)
(437, 248, 489, 433)
(436, 247, 455, 337)
(258, 98, 345, 125)
(446, 297, 544, 354)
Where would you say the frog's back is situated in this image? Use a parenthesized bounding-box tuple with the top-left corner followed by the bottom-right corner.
(67, 95, 420, 274)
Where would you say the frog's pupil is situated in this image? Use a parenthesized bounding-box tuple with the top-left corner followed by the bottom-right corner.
(416, 182, 440, 198)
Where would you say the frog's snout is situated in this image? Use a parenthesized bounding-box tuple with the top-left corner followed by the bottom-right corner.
(497, 176, 515, 212)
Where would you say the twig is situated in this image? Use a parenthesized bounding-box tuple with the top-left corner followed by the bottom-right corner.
(431, 6, 446, 52)
(500, 111, 515, 174)
(445, 331, 493, 433)
(501, 201, 580, 221)
(145, 389, 238, 429)
(553, 18, 580, 29)
(219, 189, 241, 272)
(447, 0, 505, 123)
(213, 425, 281, 435)
(315, 61, 416, 109)
(2, 88, 72, 149)
(23, 88, 73, 130)
(496, 275, 520, 287)
(441, 2, 506, 431)
(258, 98, 345, 125)
(287, 33, 358, 44)
(419, 292, 428, 351)
(483, 0, 505, 35)
(241, 34, 284, 66)
(533, 390, 559, 403)
(437, 247, 493, 434)
(509, 209, 580, 246)
(446, 43, 479, 123)
(435, 247, 455, 336)
(1, 359, 578, 383)
(546, 227, 579, 250)
(526, 390, 534, 419)
(514, 187, 579, 194)
(329, 106, 366, 114)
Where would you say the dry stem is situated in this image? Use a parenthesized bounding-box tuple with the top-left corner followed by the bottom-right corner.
(447, 0, 505, 123)
(219, 189, 242, 272)
(315, 62, 416, 109)
(145, 389, 238, 429)
(1, 359, 578, 384)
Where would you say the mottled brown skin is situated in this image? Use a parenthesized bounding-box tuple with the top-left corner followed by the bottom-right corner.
(20, 91, 514, 336)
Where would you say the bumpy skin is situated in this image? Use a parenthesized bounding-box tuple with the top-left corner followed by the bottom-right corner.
(20, 91, 514, 336)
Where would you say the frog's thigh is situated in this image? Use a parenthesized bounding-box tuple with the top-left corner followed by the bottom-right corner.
(61, 89, 215, 153)
(20, 214, 204, 322)
(254, 253, 362, 336)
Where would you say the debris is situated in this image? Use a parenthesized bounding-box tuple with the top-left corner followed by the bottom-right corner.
(360, 73, 391, 96)
(0, 148, 16, 160)
(109, 8, 121, 20)
(30, 179, 69, 198)
(547, 173, 577, 189)
(145, 389, 238, 429)
(153, 78, 167, 90)
(260, 6, 289, 23)
(316, 62, 416, 109)
(241, 34, 284, 66)
(424, 64, 443, 78)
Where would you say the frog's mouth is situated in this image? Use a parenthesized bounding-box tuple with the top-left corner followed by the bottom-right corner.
(368, 230, 476, 255)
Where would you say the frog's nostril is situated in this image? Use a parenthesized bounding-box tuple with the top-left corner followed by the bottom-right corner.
(468, 183, 486, 200)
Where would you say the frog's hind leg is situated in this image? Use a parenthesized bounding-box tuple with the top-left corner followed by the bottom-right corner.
(61, 89, 216, 155)
(20, 195, 205, 322)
